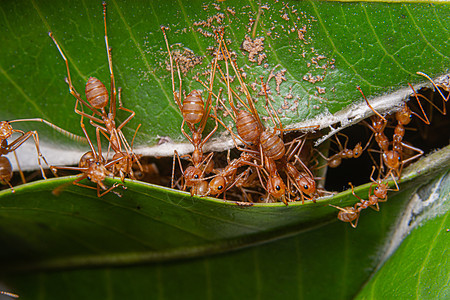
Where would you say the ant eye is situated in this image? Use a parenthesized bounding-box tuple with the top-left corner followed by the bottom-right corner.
(194, 174, 199, 179)
(218, 185, 223, 190)
(87, 176, 91, 180)
(304, 185, 309, 190)
(276, 185, 281, 191)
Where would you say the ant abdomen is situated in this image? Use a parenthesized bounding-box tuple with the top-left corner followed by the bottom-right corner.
(236, 110, 260, 145)
(182, 90, 204, 125)
(260, 131, 285, 160)
(337, 207, 359, 224)
(0, 156, 13, 184)
(85, 77, 109, 109)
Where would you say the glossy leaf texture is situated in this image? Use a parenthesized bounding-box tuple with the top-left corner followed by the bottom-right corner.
(1, 165, 448, 299)
(0, 0, 449, 148)
(355, 171, 450, 300)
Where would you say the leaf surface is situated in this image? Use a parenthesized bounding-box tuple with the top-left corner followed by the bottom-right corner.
(0, 0, 448, 149)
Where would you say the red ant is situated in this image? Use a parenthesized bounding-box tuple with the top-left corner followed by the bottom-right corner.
(212, 38, 290, 203)
(315, 132, 367, 169)
(330, 166, 399, 228)
(48, 2, 141, 181)
(328, 205, 360, 228)
(358, 86, 424, 180)
(51, 115, 126, 197)
(162, 27, 221, 195)
(259, 80, 319, 204)
(0, 117, 82, 191)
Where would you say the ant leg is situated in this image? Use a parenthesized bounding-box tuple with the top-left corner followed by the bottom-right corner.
(350, 213, 360, 228)
(0, 291, 19, 298)
(199, 110, 219, 149)
(367, 148, 384, 176)
(12, 150, 26, 184)
(180, 120, 195, 145)
(172, 150, 185, 189)
(161, 26, 182, 110)
(293, 154, 314, 178)
(400, 142, 424, 165)
(99, 182, 124, 197)
(30, 131, 52, 179)
(348, 182, 363, 202)
(102, 2, 117, 117)
(48, 32, 102, 116)
(116, 88, 137, 131)
(74, 100, 105, 126)
(384, 169, 400, 192)
(9, 118, 88, 144)
(8, 130, 51, 179)
(417, 71, 449, 105)
(336, 132, 349, 151)
(72, 174, 98, 191)
(357, 86, 387, 122)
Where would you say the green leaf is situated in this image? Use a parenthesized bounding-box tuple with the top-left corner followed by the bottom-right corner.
(0, 146, 449, 299)
(0, 0, 449, 150)
(355, 171, 450, 300)
(0, 0, 449, 299)
(2, 164, 448, 299)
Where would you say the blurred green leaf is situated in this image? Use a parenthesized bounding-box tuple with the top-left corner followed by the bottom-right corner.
(0, 146, 448, 299)
(3, 166, 448, 299)
(355, 171, 450, 300)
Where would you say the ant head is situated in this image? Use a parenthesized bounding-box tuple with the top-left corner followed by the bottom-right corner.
(396, 104, 412, 125)
(85, 77, 109, 109)
(209, 176, 226, 195)
(268, 176, 286, 198)
(373, 182, 388, 199)
(192, 181, 209, 196)
(353, 143, 363, 158)
(298, 175, 316, 195)
(184, 166, 203, 186)
(87, 162, 107, 184)
(112, 152, 129, 171)
(0, 121, 13, 141)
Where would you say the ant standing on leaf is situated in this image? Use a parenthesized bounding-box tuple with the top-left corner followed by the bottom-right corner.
(357, 86, 424, 181)
(48, 1, 142, 182)
(0, 117, 86, 192)
(315, 132, 368, 169)
(51, 115, 126, 198)
(162, 26, 221, 196)
(330, 166, 398, 228)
